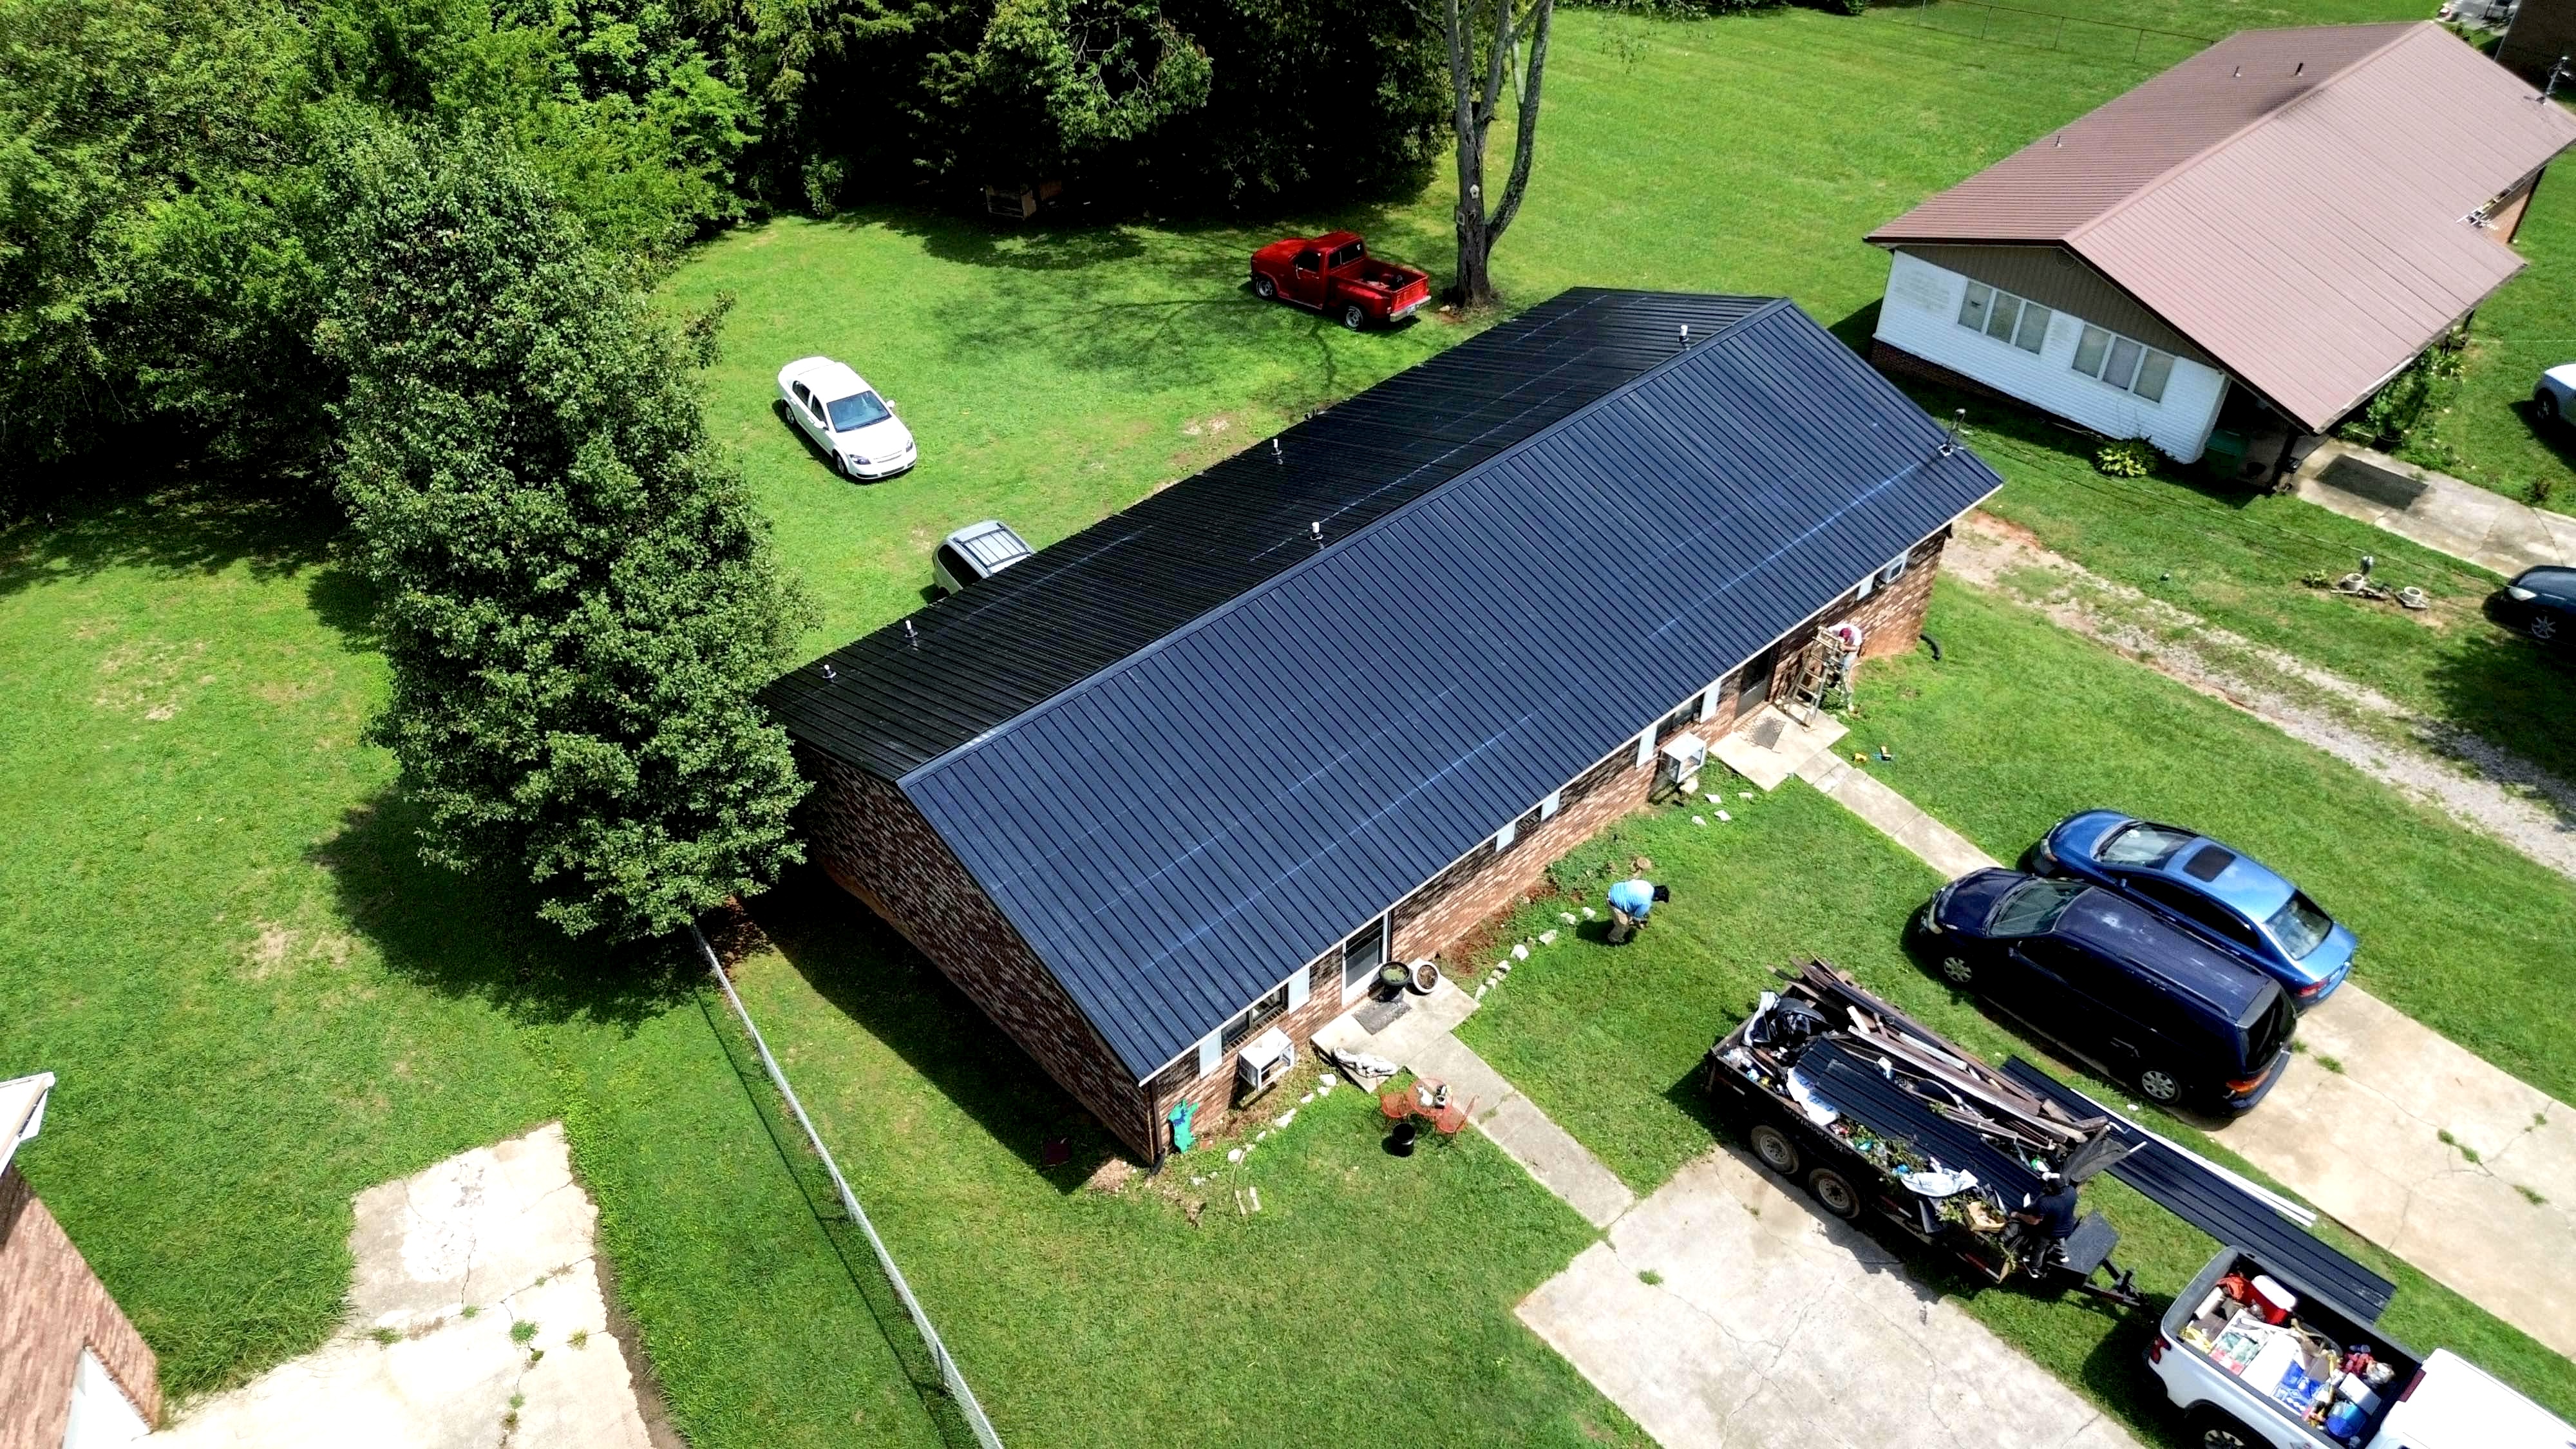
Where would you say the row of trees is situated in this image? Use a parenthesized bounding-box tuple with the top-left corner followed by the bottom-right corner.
(0, 0, 1573, 940)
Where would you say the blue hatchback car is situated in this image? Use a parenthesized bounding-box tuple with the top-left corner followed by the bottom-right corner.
(2032, 811, 2355, 1008)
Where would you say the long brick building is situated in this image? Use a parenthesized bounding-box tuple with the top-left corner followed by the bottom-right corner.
(762, 290, 2000, 1164)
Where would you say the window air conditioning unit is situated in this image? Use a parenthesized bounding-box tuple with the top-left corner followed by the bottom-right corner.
(1236, 1028, 1296, 1096)
(1660, 733, 1709, 778)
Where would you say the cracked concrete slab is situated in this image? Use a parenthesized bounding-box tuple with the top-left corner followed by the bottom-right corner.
(1520, 1148, 2141, 1449)
(2213, 990, 2576, 1359)
(155, 1123, 662, 1449)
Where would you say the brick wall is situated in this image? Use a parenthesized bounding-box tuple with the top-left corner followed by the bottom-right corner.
(796, 528, 1949, 1165)
(797, 750, 1159, 1160)
(1, 1165, 160, 1446)
(1385, 527, 1947, 966)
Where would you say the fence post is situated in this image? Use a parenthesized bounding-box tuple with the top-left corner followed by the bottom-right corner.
(692, 923, 1007, 1449)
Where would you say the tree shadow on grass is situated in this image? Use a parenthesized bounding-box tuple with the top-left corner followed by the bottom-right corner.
(2423, 607, 2576, 802)
(0, 481, 340, 600)
(748, 862, 1122, 1192)
(310, 791, 701, 1032)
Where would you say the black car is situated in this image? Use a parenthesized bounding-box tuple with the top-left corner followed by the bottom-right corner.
(1916, 869, 2293, 1113)
(2492, 565, 2576, 647)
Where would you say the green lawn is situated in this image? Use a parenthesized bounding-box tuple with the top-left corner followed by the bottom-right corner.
(1450, 768, 2576, 1446)
(1948, 395, 2576, 781)
(734, 871, 1645, 1449)
(1856, 581, 2576, 1110)
(2395, 145, 2576, 514)
(0, 496, 939, 1445)
(15, 0, 2574, 1439)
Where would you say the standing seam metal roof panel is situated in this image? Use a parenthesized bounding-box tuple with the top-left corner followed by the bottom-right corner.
(762, 290, 1774, 779)
(904, 299, 2004, 1079)
(1868, 23, 2576, 432)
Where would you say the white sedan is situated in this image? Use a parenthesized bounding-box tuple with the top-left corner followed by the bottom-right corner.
(776, 356, 917, 479)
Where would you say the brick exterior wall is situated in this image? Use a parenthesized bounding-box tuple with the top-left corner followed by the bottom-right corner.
(799, 528, 1949, 1165)
(796, 750, 1158, 1160)
(1, 1165, 160, 1446)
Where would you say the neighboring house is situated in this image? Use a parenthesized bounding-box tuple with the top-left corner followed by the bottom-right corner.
(2499, 0, 2576, 87)
(1, 1073, 161, 1449)
(1866, 23, 2576, 478)
(762, 290, 2002, 1164)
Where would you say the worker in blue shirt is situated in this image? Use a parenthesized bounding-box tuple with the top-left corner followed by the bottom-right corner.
(1605, 878, 1669, 943)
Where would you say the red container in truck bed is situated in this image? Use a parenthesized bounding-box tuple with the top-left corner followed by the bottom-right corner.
(1249, 232, 1431, 330)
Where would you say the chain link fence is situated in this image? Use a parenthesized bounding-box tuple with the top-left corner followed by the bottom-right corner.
(691, 923, 1006, 1449)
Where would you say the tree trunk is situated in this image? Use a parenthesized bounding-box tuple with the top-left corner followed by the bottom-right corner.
(1444, 0, 1552, 310)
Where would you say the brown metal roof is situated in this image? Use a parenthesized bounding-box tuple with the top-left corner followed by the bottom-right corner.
(1870, 23, 2576, 431)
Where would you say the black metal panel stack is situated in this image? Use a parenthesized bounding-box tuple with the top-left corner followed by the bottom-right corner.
(2002, 1057, 2395, 1321)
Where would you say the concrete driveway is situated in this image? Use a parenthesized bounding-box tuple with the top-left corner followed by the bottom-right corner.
(1519, 1146, 2141, 1449)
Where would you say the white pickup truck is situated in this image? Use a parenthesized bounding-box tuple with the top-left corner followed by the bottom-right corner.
(2151, 1248, 2575, 1449)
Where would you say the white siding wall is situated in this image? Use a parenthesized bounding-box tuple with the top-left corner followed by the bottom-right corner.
(1875, 250, 2228, 464)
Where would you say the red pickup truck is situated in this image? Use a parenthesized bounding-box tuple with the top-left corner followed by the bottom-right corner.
(1249, 232, 1432, 330)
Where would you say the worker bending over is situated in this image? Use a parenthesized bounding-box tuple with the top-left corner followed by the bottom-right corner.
(1605, 878, 1670, 943)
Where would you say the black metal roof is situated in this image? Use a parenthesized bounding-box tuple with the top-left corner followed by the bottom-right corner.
(875, 296, 2003, 1080)
(2002, 1057, 2396, 1320)
(1802, 1038, 2050, 1207)
(765, 289, 1775, 781)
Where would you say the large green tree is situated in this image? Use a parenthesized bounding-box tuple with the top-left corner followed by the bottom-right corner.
(323, 122, 808, 940)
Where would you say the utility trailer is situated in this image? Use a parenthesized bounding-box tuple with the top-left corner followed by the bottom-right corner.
(1703, 959, 2143, 1305)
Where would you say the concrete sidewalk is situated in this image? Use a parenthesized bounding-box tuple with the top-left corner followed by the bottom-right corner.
(1783, 759, 2576, 1359)
(2295, 441, 2576, 577)
(1317, 982, 1635, 1228)
(1519, 1148, 2141, 1449)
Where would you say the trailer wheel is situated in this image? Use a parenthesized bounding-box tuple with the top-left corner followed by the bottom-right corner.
(2186, 1408, 2257, 1449)
(1807, 1168, 1862, 1220)
(1748, 1125, 1801, 1177)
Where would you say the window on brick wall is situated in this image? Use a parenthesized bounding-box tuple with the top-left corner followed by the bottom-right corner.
(1877, 550, 1911, 587)
(1222, 982, 1291, 1050)
(1658, 701, 1698, 743)
(1539, 788, 1562, 820)
(1341, 916, 1388, 994)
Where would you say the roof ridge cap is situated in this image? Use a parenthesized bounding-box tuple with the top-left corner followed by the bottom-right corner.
(2067, 21, 2429, 246)
(896, 294, 1799, 790)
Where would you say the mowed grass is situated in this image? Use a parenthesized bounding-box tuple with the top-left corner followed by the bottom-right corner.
(735, 871, 1647, 1449)
(0, 496, 940, 1446)
(1855, 582, 2576, 1109)
(1949, 399, 2576, 780)
(1450, 776, 2576, 1445)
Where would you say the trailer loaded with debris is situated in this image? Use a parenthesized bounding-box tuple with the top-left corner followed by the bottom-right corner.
(1703, 959, 2142, 1303)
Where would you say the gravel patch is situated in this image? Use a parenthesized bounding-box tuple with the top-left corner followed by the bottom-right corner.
(1951, 513, 2576, 882)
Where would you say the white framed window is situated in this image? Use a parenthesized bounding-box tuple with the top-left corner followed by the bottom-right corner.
(1634, 727, 1654, 768)
(1539, 789, 1563, 820)
(1856, 572, 1875, 600)
(2071, 325, 2174, 402)
(1877, 551, 1910, 587)
(1956, 280, 2052, 355)
(1700, 683, 1723, 721)
(1195, 1030, 1220, 1078)
(1341, 916, 1388, 1000)
(1495, 818, 1517, 851)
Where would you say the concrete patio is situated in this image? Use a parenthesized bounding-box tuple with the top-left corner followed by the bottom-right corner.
(2295, 441, 2576, 578)
(154, 1124, 668, 1449)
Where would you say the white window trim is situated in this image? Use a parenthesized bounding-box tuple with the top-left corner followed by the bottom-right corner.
(1539, 788, 1563, 820)
(1495, 818, 1517, 851)
(1699, 683, 1723, 721)
(1634, 727, 1654, 769)
(1878, 551, 1910, 586)
(1955, 279, 2054, 357)
(1285, 964, 1309, 1010)
(2070, 323, 2175, 403)
(1196, 1029, 1220, 1078)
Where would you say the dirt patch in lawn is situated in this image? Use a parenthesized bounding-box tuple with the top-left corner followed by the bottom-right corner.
(1951, 512, 2576, 882)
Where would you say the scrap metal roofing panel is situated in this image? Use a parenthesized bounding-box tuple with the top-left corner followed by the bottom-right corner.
(1803, 1039, 2048, 1208)
(2002, 1058, 2396, 1320)
(905, 299, 2003, 1079)
(1870, 23, 2576, 431)
(763, 290, 1770, 780)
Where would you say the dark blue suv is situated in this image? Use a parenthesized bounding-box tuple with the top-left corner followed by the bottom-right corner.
(1917, 869, 2294, 1113)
